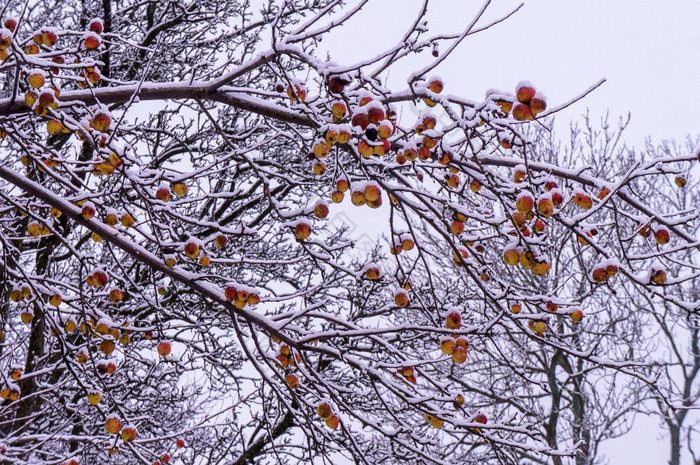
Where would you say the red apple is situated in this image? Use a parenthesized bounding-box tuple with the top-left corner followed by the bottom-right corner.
(157, 341, 172, 357)
(654, 228, 670, 245)
(83, 32, 101, 50)
(516, 82, 536, 103)
(89, 19, 104, 34)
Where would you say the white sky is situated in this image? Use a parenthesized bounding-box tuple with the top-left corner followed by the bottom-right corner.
(318, 1, 700, 463)
(322, 0, 700, 147)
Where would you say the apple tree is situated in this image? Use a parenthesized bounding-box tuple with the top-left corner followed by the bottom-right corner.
(0, 1, 697, 464)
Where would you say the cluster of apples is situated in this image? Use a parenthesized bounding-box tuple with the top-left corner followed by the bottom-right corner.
(316, 402, 340, 430)
(310, 124, 352, 175)
(0, 18, 15, 60)
(275, 342, 301, 368)
(396, 365, 417, 385)
(509, 82, 547, 121)
(638, 223, 671, 245)
(329, 178, 384, 210)
(154, 181, 188, 202)
(396, 112, 452, 167)
(25, 219, 50, 237)
(92, 152, 123, 176)
(8, 283, 33, 302)
(79, 316, 132, 343)
(104, 414, 139, 442)
(86, 268, 109, 288)
(224, 283, 260, 309)
(90, 207, 136, 242)
(10, 17, 110, 144)
(388, 234, 415, 256)
(500, 173, 575, 276)
(591, 259, 620, 283)
(268, 337, 303, 390)
(276, 79, 307, 103)
(438, 311, 469, 364)
(0, 382, 20, 401)
(421, 75, 445, 107)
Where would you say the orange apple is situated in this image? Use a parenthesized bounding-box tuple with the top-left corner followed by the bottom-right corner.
(503, 247, 519, 266)
(531, 258, 550, 276)
(294, 222, 311, 240)
(313, 202, 329, 219)
(571, 309, 584, 323)
(537, 196, 554, 217)
(573, 192, 593, 210)
(120, 213, 135, 228)
(214, 234, 227, 248)
(591, 267, 607, 283)
(88, 391, 102, 405)
(428, 77, 444, 94)
(328, 76, 349, 94)
(325, 415, 339, 429)
(42, 30, 58, 47)
(81, 203, 96, 220)
(49, 293, 62, 307)
(364, 184, 381, 202)
(317, 402, 333, 419)
(650, 269, 667, 285)
(93, 270, 109, 287)
(440, 338, 456, 355)
(83, 33, 101, 50)
(105, 415, 122, 434)
(121, 425, 138, 442)
(100, 338, 116, 355)
(394, 290, 409, 308)
(529, 92, 547, 116)
(285, 374, 300, 389)
(331, 190, 344, 203)
(351, 112, 370, 130)
(515, 193, 534, 214)
(109, 288, 123, 303)
(184, 241, 200, 259)
(331, 101, 347, 122)
(452, 346, 467, 364)
(313, 140, 330, 158)
(365, 266, 381, 280)
(367, 106, 385, 124)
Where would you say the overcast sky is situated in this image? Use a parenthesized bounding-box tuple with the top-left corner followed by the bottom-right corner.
(322, 0, 700, 148)
(318, 1, 700, 463)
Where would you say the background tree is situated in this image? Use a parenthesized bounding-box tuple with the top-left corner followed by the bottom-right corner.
(0, 1, 697, 464)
